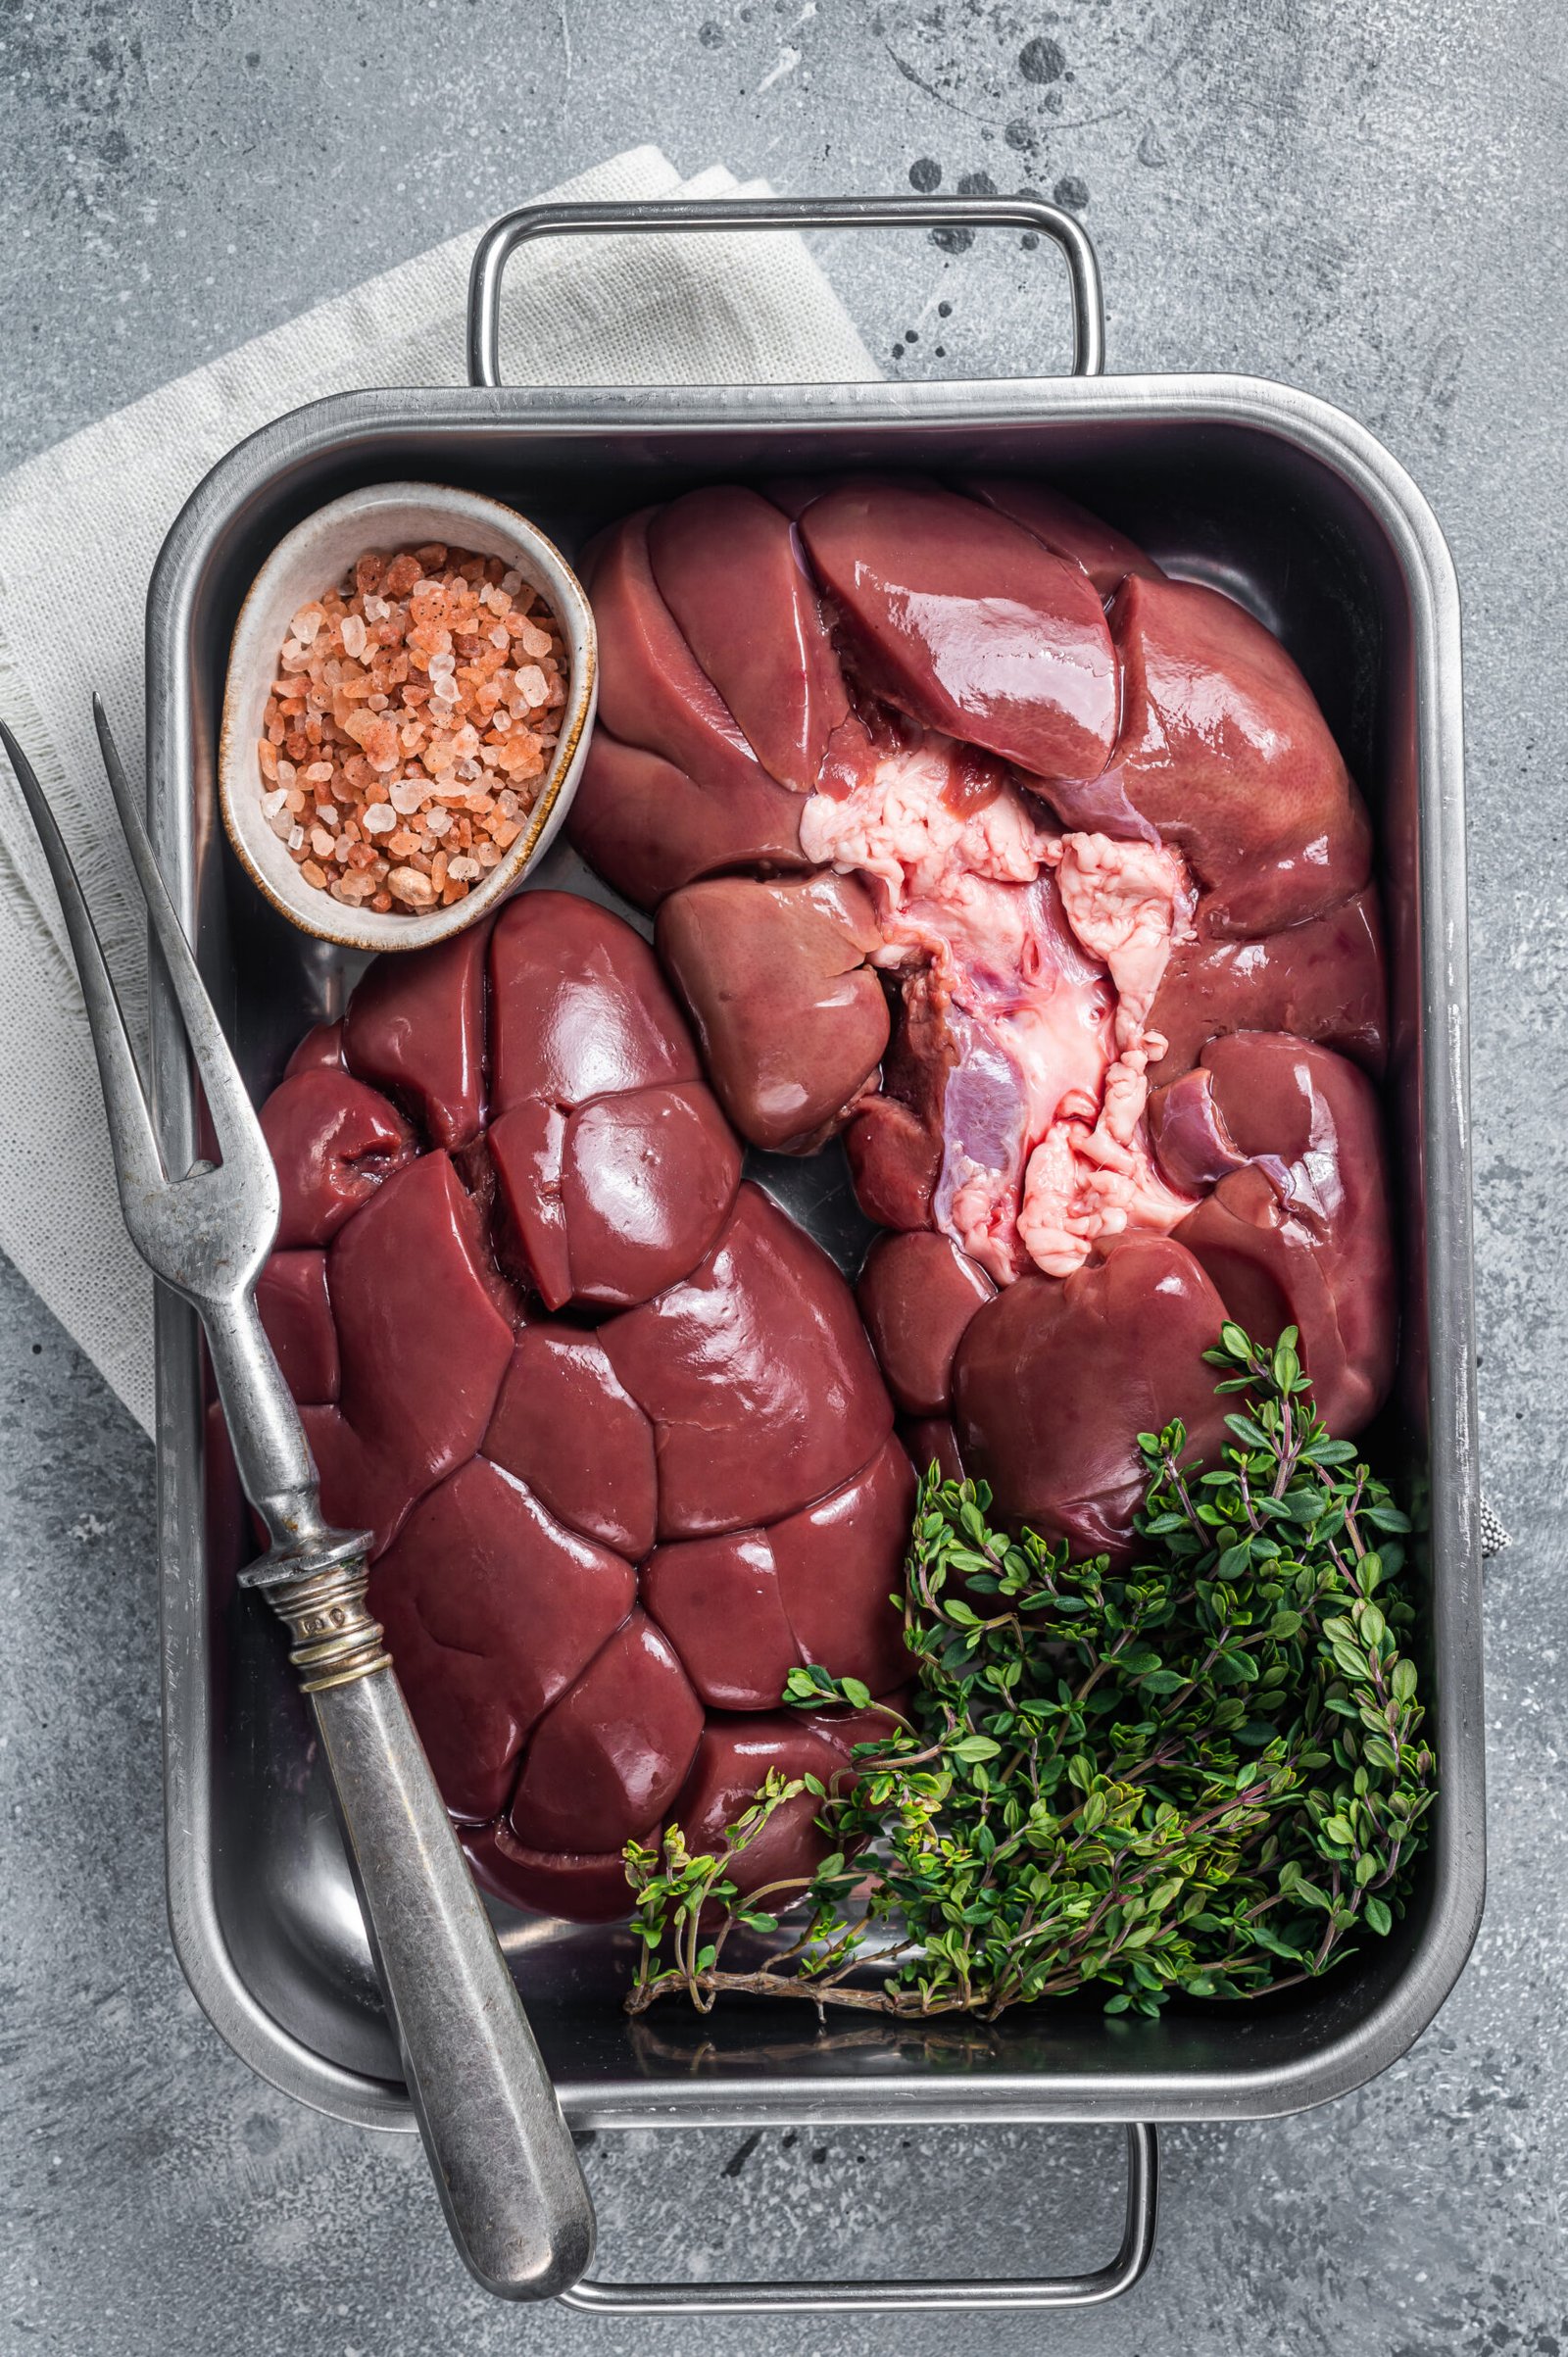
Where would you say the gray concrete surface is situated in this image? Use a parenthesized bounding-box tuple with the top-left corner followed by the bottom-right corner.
(2, 0, 1565, 2348)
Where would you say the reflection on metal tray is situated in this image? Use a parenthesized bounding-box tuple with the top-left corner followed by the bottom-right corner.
(146, 204, 1482, 2190)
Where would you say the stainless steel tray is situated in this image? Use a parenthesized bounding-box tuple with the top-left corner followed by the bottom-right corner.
(146, 197, 1484, 2304)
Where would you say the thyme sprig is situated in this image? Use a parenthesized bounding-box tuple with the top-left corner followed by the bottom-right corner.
(624, 1324, 1436, 2022)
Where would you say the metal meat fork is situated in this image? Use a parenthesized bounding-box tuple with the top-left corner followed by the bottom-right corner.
(0, 703, 594, 2302)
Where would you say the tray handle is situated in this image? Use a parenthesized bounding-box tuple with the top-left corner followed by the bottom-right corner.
(466, 193, 1104, 387)
(557, 2120, 1155, 2316)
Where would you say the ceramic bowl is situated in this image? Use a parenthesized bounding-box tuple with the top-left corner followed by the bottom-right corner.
(219, 481, 596, 952)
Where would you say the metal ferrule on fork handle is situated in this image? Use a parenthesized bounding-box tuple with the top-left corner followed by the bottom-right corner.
(265, 1552, 390, 1695)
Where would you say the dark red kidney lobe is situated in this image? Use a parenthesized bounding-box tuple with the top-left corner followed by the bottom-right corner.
(255, 1249, 339, 1402)
(1169, 1033, 1396, 1434)
(260, 1065, 416, 1247)
(343, 916, 490, 1150)
(567, 725, 810, 911)
(767, 1435, 916, 1695)
(798, 478, 1118, 784)
(368, 1454, 638, 1823)
(589, 508, 770, 797)
(507, 1609, 704, 1855)
(953, 1235, 1233, 1565)
(1147, 885, 1389, 1083)
(857, 1229, 997, 1416)
(302, 1151, 515, 1555)
(960, 474, 1165, 599)
(647, 484, 851, 790)
(488, 888, 698, 1113)
(484, 891, 739, 1309)
(602, 1183, 894, 1542)
(1088, 573, 1372, 939)
(483, 1324, 660, 1561)
(656, 872, 890, 1154)
(641, 1525, 804, 1711)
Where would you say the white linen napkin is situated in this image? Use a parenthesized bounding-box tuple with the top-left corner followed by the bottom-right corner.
(0, 147, 879, 1434)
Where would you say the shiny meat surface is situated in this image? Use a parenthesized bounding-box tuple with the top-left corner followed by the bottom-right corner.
(567, 469, 1396, 1564)
(259, 895, 907, 1921)
(953, 1235, 1235, 1562)
(799, 479, 1120, 781)
(656, 871, 889, 1152)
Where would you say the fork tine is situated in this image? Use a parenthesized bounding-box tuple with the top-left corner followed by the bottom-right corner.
(0, 716, 166, 1205)
(92, 697, 271, 1185)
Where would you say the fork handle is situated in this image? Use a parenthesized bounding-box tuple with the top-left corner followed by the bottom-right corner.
(269, 1560, 596, 2300)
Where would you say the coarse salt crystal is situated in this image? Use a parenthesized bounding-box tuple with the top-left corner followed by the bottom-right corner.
(363, 804, 397, 834)
(288, 824, 306, 851)
(260, 787, 288, 819)
(488, 624, 510, 650)
(341, 614, 368, 660)
(389, 781, 428, 815)
(501, 568, 521, 593)
(426, 808, 453, 836)
(447, 856, 481, 883)
(387, 864, 436, 906)
(514, 663, 549, 708)
(291, 604, 323, 644)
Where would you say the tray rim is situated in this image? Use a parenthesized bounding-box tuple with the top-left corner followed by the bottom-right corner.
(147, 368, 1482, 2135)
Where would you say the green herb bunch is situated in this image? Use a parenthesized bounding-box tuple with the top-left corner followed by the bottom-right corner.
(623, 1325, 1437, 2022)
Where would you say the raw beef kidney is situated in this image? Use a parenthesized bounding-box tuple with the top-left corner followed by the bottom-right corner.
(258, 893, 908, 1921)
(567, 470, 1396, 1559)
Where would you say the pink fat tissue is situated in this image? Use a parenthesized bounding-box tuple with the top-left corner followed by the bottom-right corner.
(799, 734, 1200, 1280)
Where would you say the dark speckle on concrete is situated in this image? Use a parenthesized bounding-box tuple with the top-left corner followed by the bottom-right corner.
(931, 168, 999, 254)
(2, 1, 1564, 2350)
(721, 2131, 762, 2178)
(1019, 34, 1067, 84)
